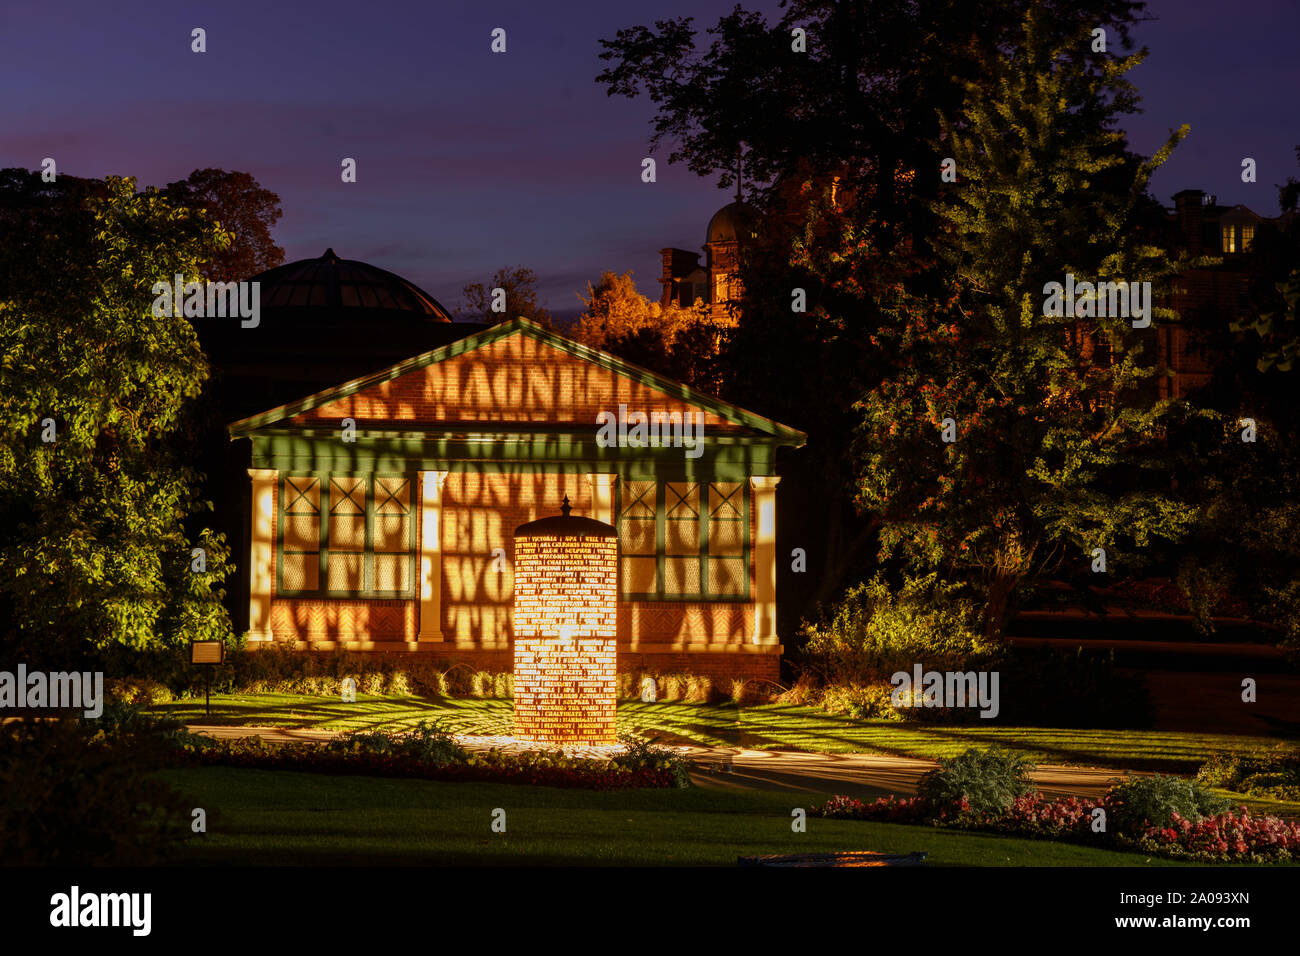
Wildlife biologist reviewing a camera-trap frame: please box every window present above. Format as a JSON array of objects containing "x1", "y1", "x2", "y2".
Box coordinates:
[
  {"x1": 277, "y1": 473, "x2": 416, "y2": 598},
  {"x1": 1242, "y1": 224, "x2": 1255, "y2": 250},
  {"x1": 281, "y1": 476, "x2": 320, "y2": 592},
  {"x1": 1222, "y1": 225, "x2": 1236, "y2": 253},
  {"x1": 617, "y1": 479, "x2": 750, "y2": 600}
]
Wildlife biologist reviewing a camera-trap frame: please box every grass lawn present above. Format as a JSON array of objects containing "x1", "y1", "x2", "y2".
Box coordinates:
[
  {"x1": 159, "y1": 765, "x2": 1209, "y2": 867},
  {"x1": 152, "y1": 692, "x2": 1292, "y2": 773},
  {"x1": 151, "y1": 693, "x2": 1300, "y2": 818}
]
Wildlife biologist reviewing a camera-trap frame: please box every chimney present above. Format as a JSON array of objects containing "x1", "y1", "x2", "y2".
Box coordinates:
[{"x1": 1172, "y1": 189, "x2": 1205, "y2": 254}]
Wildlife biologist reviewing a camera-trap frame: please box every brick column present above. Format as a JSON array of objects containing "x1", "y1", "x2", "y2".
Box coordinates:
[
  {"x1": 586, "y1": 472, "x2": 616, "y2": 524},
  {"x1": 247, "y1": 468, "x2": 278, "y2": 642},
  {"x1": 418, "y1": 470, "x2": 450, "y2": 642},
  {"x1": 750, "y1": 475, "x2": 781, "y2": 644}
]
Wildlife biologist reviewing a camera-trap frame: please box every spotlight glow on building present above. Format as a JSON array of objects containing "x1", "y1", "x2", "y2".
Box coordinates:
[{"x1": 512, "y1": 497, "x2": 618, "y2": 745}]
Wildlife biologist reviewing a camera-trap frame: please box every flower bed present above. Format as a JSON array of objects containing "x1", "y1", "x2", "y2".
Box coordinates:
[
  {"x1": 1136, "y1": 809, "x2": 1300, "y2": 861},
  {"x1": 182, "y1": 739, "x2": 681, "y2": 789},
  {"x1": 170, "y1": 724, "x2": 691, "y2": 791},
  {"x1": 812, "y1": 789, "x2": 1300, "y2": 862}
]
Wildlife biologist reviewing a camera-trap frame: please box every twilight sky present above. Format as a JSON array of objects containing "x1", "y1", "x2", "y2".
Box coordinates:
[{"x1": 1, "y1": 0, "x2": 1297, "y2": 321}]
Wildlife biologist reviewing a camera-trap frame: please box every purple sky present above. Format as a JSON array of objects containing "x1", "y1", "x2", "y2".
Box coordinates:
[{"x1": 2, "y1": 0, "x2": 1297, "y2": 321}]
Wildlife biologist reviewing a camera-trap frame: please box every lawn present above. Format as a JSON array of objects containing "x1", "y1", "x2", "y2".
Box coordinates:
[
  {"x1": 152, "y1": 692, "x2": 1291, "y2": 773},
  {"x1": 158, "y1": 765, "x2": 1205, "y2": 867}
]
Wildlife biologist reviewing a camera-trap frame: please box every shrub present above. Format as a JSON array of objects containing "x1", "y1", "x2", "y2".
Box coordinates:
[
  {"x1": 493, "y1": 672, "x2": 513, "y2": 699},
  {"x1": 1266, "y1": 579, "x2": 1300, "y2": 660},
  {"x1": 386, "y1": 670, "x2": 412, "y2": 697},
  {"x1": 441, "y1": 665, "x2": 474, "y2": 697},
  {"x1": 813, "y1": 786, "x2": 1300, "y2": 862},
  {"x1": 661, "y1": 673, "x2": 687, "y2": 701},
  {"x1": 1175, "y1": 557, "x2": 1233, "y2": 636},
  {"x1": 800, "y1": 573, "x2": 997, "y2": 687},
  {"x1": 811, "y1": 793, "x2": 933, "y2": 824},
  {"x1": 820, "y1": 683, "x2": 902, "y2": 721},
  {"x1": 0, "y1": 716, "x2": 192, "y2": 865},
  {"x1": 328, "y1": 720, "x2": 468, "y2": 766},
  {"x1": 1197, "y1": 745, "x2": 1300, "y2": 796},
  {"x1": 105, "y1": 677, "x2": 173, "y2": 706},
  {"x1": 187, "y1": 735, "x2": 682, "y2": 790},
  {"x1": 1135, "y1": 807, "x2": 1300, "y2": 861},
  {"x1": 1107, "y1": 774, "x2": 1232, "y2": 835},
  {"x1": 615, "y1": 735, "x2": 692, "y2": 788},
  {"x1": 684, "y1": 673, "x2": 713, "y2": 702},
  {"x1": 916, "y1": 747, "x2": 1036, "y2": 816},
  {"x1": 774, "y1": 673, "x2": 821, "y2": 706}
]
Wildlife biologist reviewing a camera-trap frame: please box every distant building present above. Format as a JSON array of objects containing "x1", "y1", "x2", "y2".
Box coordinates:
[
  {"x1": 658, "y1": 200, "x2": 761, "y2": 324},
  {"x1": 1157, "y1": 189, "x2": 1295, "y2": 398}
]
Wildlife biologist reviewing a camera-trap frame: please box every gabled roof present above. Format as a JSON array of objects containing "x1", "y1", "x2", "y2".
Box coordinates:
[{"x1": 228, "y1": 317, "x2": 806, "y2": 446}]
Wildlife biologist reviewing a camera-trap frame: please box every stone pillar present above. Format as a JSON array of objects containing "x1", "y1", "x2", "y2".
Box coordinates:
[
  {"x1": 586, "y1": 472, "x2": 616, "y2": 524},
  {"x1": 418, "y1": 470, "x2": 450, "y2": 642},
  {"x1": 247, "y1": 468, "x2": 278, "y2": 641},
  {"x1": 750, "y1": 475, "x2": 781, "y2": 644}
]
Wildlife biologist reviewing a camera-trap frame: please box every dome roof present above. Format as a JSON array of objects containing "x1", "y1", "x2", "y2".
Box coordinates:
[
  {"x1": 202, "y1": 248, "x2": 481, "y2": 420},
  {"x1": 515, "y1": 497, "x2": 617, "y2": 538},
  {"x1": 706, "y1": 201, "x2": 761, "y2": 244},
  {"x1": 252, "y1": 248, "x2": 453, "y2": 320}
]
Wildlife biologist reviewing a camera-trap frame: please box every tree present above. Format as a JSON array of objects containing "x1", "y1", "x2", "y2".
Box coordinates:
[
  {"x1": 162, "y1": 168, "x2": 284, "y2": 282},
  {"x1": 1174, "y1": 148, "x2": 1300, "y2": 644},
  {"x1": 0, "y1": 174, "x2": 233, "y2": 663},
  {"x1": 596, "y1": 0, "x2": 1153, "y2": 624},
  {"x1": 850, "y1": 9, "x2": 1195, "y2": 637},
  {"x1": 571, "y1": 271, "x2": 721, "y2": 391},
  {"x1": 597, "y1": 0, "x2": 1147, "y2": 260},
  {"x1": 161, "y1": 167, "x2": 283, "y2": 280},
  {"x1": 456, "y1": 265, "x2": 553, "y2": 326}
]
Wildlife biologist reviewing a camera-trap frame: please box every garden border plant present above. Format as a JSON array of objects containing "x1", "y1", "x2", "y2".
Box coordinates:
[
  {"x1": 811, "y1": 746, "x2": 1298, "y2": 862},
  {"x1": 110, "y1": 699, "x2": 694, "y2": 791}
]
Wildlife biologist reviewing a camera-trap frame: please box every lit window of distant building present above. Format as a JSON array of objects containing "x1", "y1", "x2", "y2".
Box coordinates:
[
  {"x1": 1242, "y1": 225, "x2": 1255, "y2": 250},
  {"x1": 1222, "y1": 225, "x2": 1236, "y2": 253}
]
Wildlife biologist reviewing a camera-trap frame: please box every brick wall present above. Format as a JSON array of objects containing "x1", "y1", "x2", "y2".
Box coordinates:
[
  {"x1": 269, "y1": 598, "x2": 416, "y2": 642},
  {"x1": 296, "y1": 329, "x2": 735, "y2": 431},
  {"x1": 441, "y1": 471, "x2": 596, "y2": 646}
]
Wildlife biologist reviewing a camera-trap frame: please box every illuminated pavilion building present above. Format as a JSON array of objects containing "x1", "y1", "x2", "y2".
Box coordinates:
[{"x1": 207, "y1": 249, "x2": 805, "y2": 683}]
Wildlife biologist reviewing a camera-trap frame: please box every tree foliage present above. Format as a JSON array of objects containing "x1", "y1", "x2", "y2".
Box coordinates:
[
  {"x1": 596, "y1": 0, "x2": 1155, "y2": 624},
  {"x1": 851, "y1": 10, "x2": 1196, "y2": 636},
  {"x1": 571, "y1": 270, "x2": 722, "y2": 391},
  {"x1": 456, "y1": 264, "x2": 553, "y2": 326},
  {"x1": 0, "y1": 175, "x2": 233, "y2": 662},
  {"x1": 162, "y1": 167, "x2": 284, "y2": 282}
]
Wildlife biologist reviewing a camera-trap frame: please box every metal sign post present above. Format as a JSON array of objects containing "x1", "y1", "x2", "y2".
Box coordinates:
[{"x1": 189, "y1": 640, "x2": 226, "y2": 718}]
